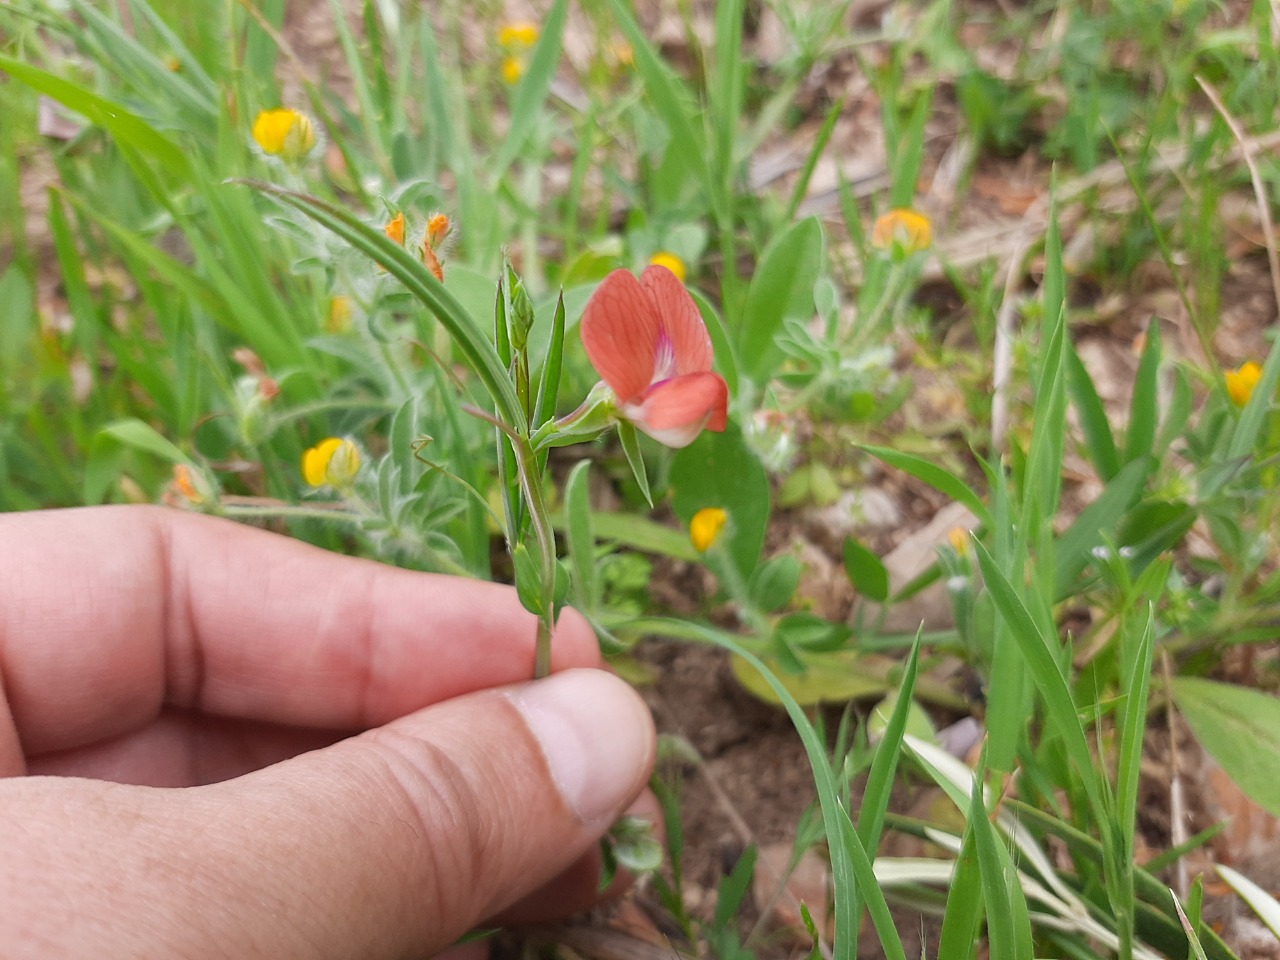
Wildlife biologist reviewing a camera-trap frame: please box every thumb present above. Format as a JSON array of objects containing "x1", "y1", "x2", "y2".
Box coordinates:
[{"x1": 1, "y1": 669, "x2": 655, "y2": 959}]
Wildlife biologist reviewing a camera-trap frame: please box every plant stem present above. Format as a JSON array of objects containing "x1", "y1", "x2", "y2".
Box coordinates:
[{"x1": 511, "y1": 434, "x2": 558, "y2": 678}]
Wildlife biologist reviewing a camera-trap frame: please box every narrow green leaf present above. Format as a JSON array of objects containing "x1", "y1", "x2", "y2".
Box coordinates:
[
  {"x1": 739, "y1": 216, "x2": 824, "y2": 382},
  {"x1": 969, "y1": 763, "x2": 1021, "y2": 960},
  {"x1": 713, "y1": 846, "x2": 757, "y2": 928},
  {"x1": 1052, "y1": 456, "x2": 1152, "y2": 598},
  {"x1": 973, "y1": 542, "x2": 1105, "y2": 825},
  {"x1": 563, "y1": 460, "x2": 599, "y2": 610},
  {"x1": 1124, "y1": 318, "x2": 1161, "y2": 465},
  {"x1": 493, "y1": 0, "x2": 568, "y2": 176},
  {"x1": 710, "y1": 0, "x2": 746, "y2": 198},
  {"x1": 512, "y1": 542, "x2": 544, "y2": 616},
  {"x1": 0, "y1": 56, "x2": 189, "y2": 175},
  {"x1": 603, "y1": 0, "x2": 709, "y2": 188},
  {"x1": 936, "y1": 825, "x2": 984, "y2": 960},
  {"x1": 617, "y1": 421, "x2": 652, "y2": 507},
  {"x1": 84, "y1": 418, "x2": 188, "y2": 504},
  {"x1": 1066, "y1": 338, "x2": 1121, "y2": 481},
  {"x1": 860, "y1": 444, "x2": 992, "y2": 529},
  {"x1": 532, "y1": 292, "x2": 566, "y2": 427},
  {"x1": 99, "y1": 419, "x2": 187, "y2": 464},
  {"x1": 71, "y1": 0, "x2": 218, "y2": 130},
  {"x1": 858, "y1": 636, "x2": 921, "y2": 851},
  {"x1": 786, "y1": 96, "x2": 846, "y2": 223},
  {"x1": 634, "y1": 618, "x2": 906, "y2": 960},
  {"x1": 1155, "y1": 364, "x2": 1193, "y2": 458},
  {"x1": 1172, "y1": 892, "x2": 1211, "y2": 960},
  {"x1": 687, "y1": 287, "x2": 740, "y2": 397},
  {"x1": 1227, "y1": 332, "x2": 1280, "y2": 462},
  {"x1": 1008, "y1": 802, "x2": 1238, "y2": 960},
  {"x1": 586, "y1": 512, "x2": 699, "y2": 562},
  {"x1": 888, "y1": 87, "x2": 933, "y2": 208},
  {"x1": 47, "y1": 192, "x2": 102, "y2": 367}
]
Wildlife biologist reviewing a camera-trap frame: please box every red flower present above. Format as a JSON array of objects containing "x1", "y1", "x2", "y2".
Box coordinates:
[{"x1": 580, "y1": 266, "x2": 729, "y2": 448}]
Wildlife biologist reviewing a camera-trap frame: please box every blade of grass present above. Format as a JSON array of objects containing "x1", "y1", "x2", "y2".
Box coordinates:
[
  {"x1": 973, "y1": 541, "x2": 1106, "y2": 824},
  {"x1": 860, "y1": 444, "x2": 992, "y2": 528},
  {"x1": 626, "y1": 617, "x2": 907, "y2": 960},
  {"x1": 969, "y1": 752, "x2": 1034, "y2": 960},
  {"x1": 1066, "y1": 338, "x2": 1121, "y2": 482},
  {"x1": 0, "y1": 56, "x2": 190, "y2": 176},
  {"x1": 492, "y1": 0, "x2": 568, "y2": 178},
  {"x1": 1124, "y1": 318, "x2": 1161, "y2": 466}
]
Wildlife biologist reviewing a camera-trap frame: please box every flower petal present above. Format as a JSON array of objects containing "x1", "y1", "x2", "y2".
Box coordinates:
[
  {"x1": 624, "y1": 371, "x2": 729, "y2": 448},
  {"x1": 641, "y1": 264, "x2": 714, "y2": 375},
  {"x1": 581, "y1": 269, "x2": 661, "y2": 403}
]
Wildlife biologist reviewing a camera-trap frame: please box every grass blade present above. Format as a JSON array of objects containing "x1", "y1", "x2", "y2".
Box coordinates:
[
  {"x1": 860, "y1": 444, "x2": 992, "y2": 528},
  {"x1": 493, "y1": 0, "x2": 568, "y2": 177},
  {"x1": 1124, "y1": 318, "x2": 1161, "y2": 466}
]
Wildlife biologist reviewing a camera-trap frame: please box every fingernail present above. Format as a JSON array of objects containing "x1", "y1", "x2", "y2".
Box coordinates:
[{"x1": 509, "y1": 669, "x2": 654, "y2": 824}]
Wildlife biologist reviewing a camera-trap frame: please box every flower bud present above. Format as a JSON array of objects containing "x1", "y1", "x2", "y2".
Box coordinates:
[
  {"x1": 302, "y1": 437, "x2": 362, "y2": 489},
  {"x1": 510, "y1": 278, "x2": 535, "y2": 351},
  {"x1": 690, "y1": 507, "x2": 728, "y2": 552}
]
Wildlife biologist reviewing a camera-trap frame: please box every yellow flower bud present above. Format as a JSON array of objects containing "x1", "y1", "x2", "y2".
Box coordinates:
[
  {"x1": 1225, "y1": 360, "x2": 1263, "y2": 407},
  {"x1": 501, "y1": 57, "x2": 525, "y2": 85},
  {"x1": 327, "y1": 295, "x2": 353, "y2": 333},
  {"x1": 499, "y1": 22, "x2": 540, "y2": 49},
  {"x1": 303, "y1": 437, "x2": 361, "y2": 488},
  {"x1": 947, "y1": 527, "x2": 971, "y2": 557},
  {"x1": 384, "y1": 211, "x2": 406, "y2": 246},
  {"x1": 649, "y1": 251, "x2": 687, "y2": 283},
  {"x1": 172, "y1": 464, "x2": 206, "y2": 504},
  {"x1": 609, "y1": 41, "x2": 635, "y2": 68},
  {"x1": 690, "y1": 507, "x2": 728, "y2": 553},
  {"x1": 252, "y1": 108, "x2": 316, "y2": 162},
  {"x1": 871, "y1": 208, "x2": 933, "y2": 255},
  {"x1": 427, "y1": 213, "x2": 451, "y2": 247}
]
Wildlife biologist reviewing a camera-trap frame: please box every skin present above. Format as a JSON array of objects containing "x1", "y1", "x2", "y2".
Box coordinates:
[{"x1": 0, "y1": 506, "x2": 656, "y2": 959}]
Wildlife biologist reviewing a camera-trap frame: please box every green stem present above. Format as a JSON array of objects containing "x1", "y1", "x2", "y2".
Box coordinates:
[
  {"x1": 709, "y1": 541, "x2": 772, "y2": 639},
  {"x1": 511, "y1": 435, "x2": 558, "y2": 679},
  {"x1": 217, "y1": 503, "x2": 365, "y2": 523}
]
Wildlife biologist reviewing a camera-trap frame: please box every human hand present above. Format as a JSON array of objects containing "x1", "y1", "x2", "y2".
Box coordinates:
[{"x1": 0, "y1": 506, "x2": 655, "y2": 958}]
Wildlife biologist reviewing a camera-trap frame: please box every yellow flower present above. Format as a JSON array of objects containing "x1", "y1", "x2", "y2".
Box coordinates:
[
  {"x1": 609, "y1": 41, "x2": 634, "y2": 67},
  {"x1": 649, "y1": 251, "x2": 687, "y2": 283},
  {"x1": 251, "y1": 108, "x2": 316, "y2": 162},
  {"x1": 1225, "y1": 361, "x2": 1263, "y2": 407},
  {"x1": 499, "y1": 22, "x2": 540, "y2": 49},
  {"x1": 327, "y1": 295, "x2": 353, "y2": 333},
  {"x1": 501, "y1": 56, "x2": 525, "y2": 85},
  {"x1": 303, "y1": 437, "x2": 361, "y2": 488},
  {"x1": 947, "y1": 527, "x2": 971, "y2": 557},
  {"x1": 690, "y1": 507, "x2": 728, "y2": 552},
  {"x1": 871, "y1": 208, "x2": 933, "y2": 255}
]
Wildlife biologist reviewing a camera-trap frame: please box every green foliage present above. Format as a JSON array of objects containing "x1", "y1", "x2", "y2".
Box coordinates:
[
  {"x1": 1173, "y1": 678, "x2": 1280, "y2": 818},
  {"x1": 4, "y1": 1, "x2": 1280, "y2": 957}
]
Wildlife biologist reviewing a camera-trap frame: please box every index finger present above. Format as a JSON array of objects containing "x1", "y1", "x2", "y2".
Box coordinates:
[{"x1": 0, "y1": 506, "x2": 599, "y2": 757}]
